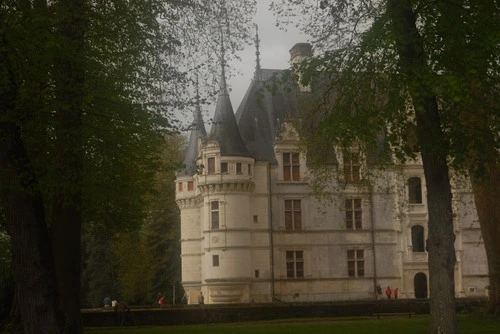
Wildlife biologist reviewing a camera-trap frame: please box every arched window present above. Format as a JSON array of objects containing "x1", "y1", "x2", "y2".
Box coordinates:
[
  {"x1": 408, "y1": 177, "x2": 422, "y2": 204},
  {"x1": 411, "y1": 225, "x2": 425, "y2": 252}
]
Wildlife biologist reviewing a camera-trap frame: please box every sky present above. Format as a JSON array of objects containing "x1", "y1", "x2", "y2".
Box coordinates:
[{"x1": 226, "y1": 2, "x2": 309, "y2": 110}]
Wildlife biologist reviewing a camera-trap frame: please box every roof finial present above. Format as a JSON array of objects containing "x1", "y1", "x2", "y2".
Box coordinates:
[
  {"x1": 218, "y1": 9, "x2": 228, "y2": 94},
  {"x1": 254, "y1": 24, "x2": 262, "y2": 81}
]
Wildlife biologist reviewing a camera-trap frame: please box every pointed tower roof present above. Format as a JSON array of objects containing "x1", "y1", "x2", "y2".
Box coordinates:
[
  {"x1": 208, "y1": 84, "x2": 250, "y2": 157},
  {"x1": 179, "y1": 98, "x2": 207, "y2": 176},
  {"x1": 208, "y1": 29, "x2": 250, "y2": 157}
]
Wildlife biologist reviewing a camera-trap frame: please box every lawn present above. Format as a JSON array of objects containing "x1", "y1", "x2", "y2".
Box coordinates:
[{"x1": 85, "y1": 314, "x2": 500, "y2": 334}]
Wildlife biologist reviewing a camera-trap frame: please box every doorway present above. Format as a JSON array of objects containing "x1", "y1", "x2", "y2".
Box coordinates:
[{"x1": 414, "y1": 272, "x2": 428, "y2": 298}]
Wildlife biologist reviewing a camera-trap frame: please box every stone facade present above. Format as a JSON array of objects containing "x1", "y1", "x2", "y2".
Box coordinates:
[{"x1": 175, "y1": 44, "x2": 488, "y2": 304}]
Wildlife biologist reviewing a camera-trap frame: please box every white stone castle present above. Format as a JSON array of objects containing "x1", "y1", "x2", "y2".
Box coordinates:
[{"x1": 175, "y1": 43, "x2": 488, "y2": 304}]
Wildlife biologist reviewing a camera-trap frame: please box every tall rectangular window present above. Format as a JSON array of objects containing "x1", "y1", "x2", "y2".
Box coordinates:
[
  {"x1": 345, "y1": 199, "x2": 362, "y2": 230},
  {"x1": 286, "y1": 250, "x2": 304, "y2": 278},
  {"x1": 347, "y1": 249, "x2": 365, "y2": 277},
  {"x1": 344, "y1": 153, "x2": 360, "y2": 182},
  {"x1": 285, "y1": 199, "x2": 302, "y2": 230},
  {"x1": 212, "y1": 255, "x2": 219, "y2": 267},
  {"x1": 248, "y1": 164, "x2": 252, "y2": 175},
  {"x1": 187, "y1": 181, "x2": 194, "y2": 191},
  {"x1": 210, "y1": 201, "x2": 219, "y2": 229},
  {"x1": 236, "y1": 162, "x2": 242, "y2": 174},
  {"x1": 221, "y1": 162, "x2": 228, "y2": 173},
  {"x1": 178, "y1": 182, "x2": 183, "y2": 192},
  {"x1": 283, "y1": 152, "x2": 300, "y2": 181},
  {"x1": 207, "y1": 157, "x2": 215, "y2": 174}
]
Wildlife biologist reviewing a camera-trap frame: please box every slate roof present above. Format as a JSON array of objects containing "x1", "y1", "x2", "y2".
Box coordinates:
[
  {"x1": 208, "y1": 86, "x2": 251, "y2": 157},
  {"x1": 235, "y1": 69, "x2": 299, "y2": 163},
  {"x1": 178, "y1": 103, "x2": 207, "y2": 176}
]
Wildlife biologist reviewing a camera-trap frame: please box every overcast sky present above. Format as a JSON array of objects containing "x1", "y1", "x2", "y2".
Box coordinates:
[{"x1": 227, "y1": 2, "x2": 309, "y2": 110}]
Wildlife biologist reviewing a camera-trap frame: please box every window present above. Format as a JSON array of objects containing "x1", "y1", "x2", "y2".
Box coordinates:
[
  {"x1": 221, "y1": 162, "x2": 228, "y2": 173},
  {"x1": 285, "y1": 199, "x2": 302, "y2": 230},
  {"x1": 210, "y1": 201, "x2": 219, "y2": 229},
  {"x1": 207, "y1": 157, "x2": 215, "y2": 174},
  {"x1": 283, "y1": 152, "x2": 300, "y2": 181},
  {"x1": 248, "y1": 164, "x2": 252, "y2": 175},
  {"x1": 178, "y1": 182, "x2": 183, "y2": 192},
  {"x1": 187, "y1": 181, "x2": 194, "y2": 191},
  {"x1": 286, "y1": 250, "x2": 304, "y2": 278},
  {"x1": 253, "y1": 215, "x2": 258, "y2": 223},
  {"x1": 345, "y1": 199, "x2": 362, "y2": 230},
  {"x1": 408, "y1": 177, "x2": 423, "y2": 204},
  {"x1": 236, "y1": 162, "x2": 242, "y2": 174},
  {"x1": 212, "y1": 255, "x2": 219, "y2": 267},
  {"x1": 347, "y1": 249, "x2": 365, "y2": 277},
  {"x1": 255, "y1": 270, "x2": 259, "y2": 278},
  {"x1": 411, "y1": 225, "x2": 425, "y2": 252},
  {"x1": 344, "y1": 153, "x2": 360, "y2": 182}
]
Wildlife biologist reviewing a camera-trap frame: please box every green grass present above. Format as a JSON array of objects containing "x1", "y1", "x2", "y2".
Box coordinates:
[{"x1": 85, "y1": 314, "x2": 500, "y2": 334}]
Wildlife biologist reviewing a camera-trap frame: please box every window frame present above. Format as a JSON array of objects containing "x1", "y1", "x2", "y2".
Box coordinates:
[
  {"x1": 187, "y1": 180, "x2": 194, "y2": 191},
  {"x1": 408, "y1": 177, "x2": 423, "y2": 204},
  {"x1": 344, "y1": 153, "x2": 361, "y2": 182},
  {"x1": 286, "y1": 250, "x2": 304, "y2": 278},
  {"x1": 212, "y1": 255, "x2": 219, "y2": 267},
  {"x1": 283, "y1": 152, "x2": 300, "y2": 181},
  {"x1": 345, "y1": 198, "x2": 362, "y2": 230},
  {"x1": 284, "y1": 199, "x2": 302, "y2": 231},
  {"x1": 207, "y1": 157, "x2": 215, "y2": 174},
  {"x1": 347, "y1": 249, "x2": 365, "y2": 277},
  {"x1": 221, "y1": 162, "x2": 228, "y2": 174},
  {"x1": 210, "y1": 201, "x2": 219, "y2": 230},
  {"x1": 236, "y1": 162, "x2": 242, "y2": 174},
  {"x1": 411, "y1": 225, "x2": 425, "y2": 252}
]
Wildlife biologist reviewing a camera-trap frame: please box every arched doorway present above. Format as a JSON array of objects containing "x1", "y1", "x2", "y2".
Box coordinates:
[{"x1": 414, "y1": 272, "x2": 428, "y2": 298}]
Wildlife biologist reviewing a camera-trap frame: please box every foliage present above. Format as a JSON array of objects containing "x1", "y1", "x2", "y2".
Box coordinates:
[
  {"x1": 0, "y1": 0, "x2": 258, "y2": 331},
  {"x1": 81, "y1": 134, "x2": 186, "y2": 307},
  {"x1": 271, "y1": 0, "x2": 499, "y2": 331}
]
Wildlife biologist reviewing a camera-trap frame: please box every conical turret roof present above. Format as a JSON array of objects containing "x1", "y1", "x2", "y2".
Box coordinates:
[
  {"x1": 208, "y1": 83, "x2": 250, "y2": 157},
  {"x1": 179, "y1": 102, "x2": 207, "y2": 176}
]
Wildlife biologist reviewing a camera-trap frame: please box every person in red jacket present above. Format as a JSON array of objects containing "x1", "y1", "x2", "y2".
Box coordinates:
[
  {"x1": 385, "y1": 286, "x2": 392, "y2": 299},
  {"x1": 394, "y1": 287, "x2": 399, "y2": 299}
]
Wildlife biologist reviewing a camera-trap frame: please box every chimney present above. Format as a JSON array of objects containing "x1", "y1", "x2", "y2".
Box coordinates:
[
  {"x1": 289, "y1": 43, "x2": 313, "y2": 64},
  {"x1": 289, "y1": 43, "x2": 313, "y2": 92}
]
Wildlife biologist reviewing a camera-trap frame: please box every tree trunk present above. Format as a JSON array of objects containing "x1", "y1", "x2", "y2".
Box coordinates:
[
  {"x1": 387, "y1": 1, "x2": 457, "y2": 332},
  {"x1": 470, "y1": 166, "x2": 500, "y2": 314},
  {"x1": 0, "y1": 124, "x2": 64, "y2": 334},
  {"x1": 51, "y1": 0, "x2": 87, "y2": 332}
]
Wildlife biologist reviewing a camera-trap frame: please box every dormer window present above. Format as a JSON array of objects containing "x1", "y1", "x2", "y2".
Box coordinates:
[
  {"x1": 344, "y1": 152, "x2": 360, "y2": 182},
  {"x1": 408, "y1": 177, "x2": 423, "y2": 204},
  {"x1": 236, "y1": 163, "x2": 242, "y2": 174},
  {"x1": 283, "y1": 152, "x2": 300, "y2": 181}
]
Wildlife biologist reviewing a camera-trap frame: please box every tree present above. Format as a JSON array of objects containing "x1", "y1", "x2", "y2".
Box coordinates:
[
  {"x1": 142, "y1": 134, "x2": 186, "y2": 304},
  {"x1": 1, "y1": 0, "x2": 257, "y2": 332},
  {"x1": 272, "y1": 0, "x2": 498, "y2": 331}
]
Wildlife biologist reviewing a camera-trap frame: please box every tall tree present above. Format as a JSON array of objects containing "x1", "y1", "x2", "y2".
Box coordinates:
[
  {"x1": 1, "y1": 0, "x2": 257, "y2": 332},
  {"x1": 272, "y1": 0, "x2": 498, "y2": 331}
]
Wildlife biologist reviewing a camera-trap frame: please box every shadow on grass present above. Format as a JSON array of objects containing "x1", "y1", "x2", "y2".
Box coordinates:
[{"x1": 85, "y1": 314, "x2": 500, "y2": 334}]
